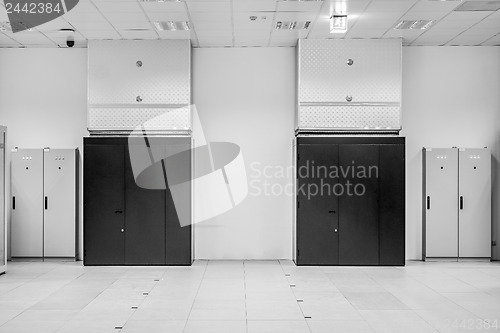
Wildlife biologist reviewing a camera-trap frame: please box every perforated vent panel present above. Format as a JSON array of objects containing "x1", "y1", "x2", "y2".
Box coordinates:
[
  {"x1": 298, "y1": 105, "x2": 401, "y2": 130},
  {"x1": 88, "y1": 107, "x2": 191, "y2": 132}
]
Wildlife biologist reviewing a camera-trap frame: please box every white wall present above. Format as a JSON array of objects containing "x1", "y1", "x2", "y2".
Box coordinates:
[
  {"x1": 0, "y1": 49, "x2": 88, "y2": 260},
  {"x1": 192, "y1": 47, "x2": 295, "y2": 259},
  {"x1": 1, "y1": 45, "x2": 499, "y2": 261},
  {"x1": 401, "y1": 46, "x2": 500, "y2": 260}
]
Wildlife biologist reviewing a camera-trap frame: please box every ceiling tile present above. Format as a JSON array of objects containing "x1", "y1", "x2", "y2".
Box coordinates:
[
  {"x1": 401, "y1": 11, "x2": 453, "y2": 21},
  {"x1": 349, "y1": 28, "x2": 387, "y2": 38},
  {"x1": 118, "y1": 29, "x2": 158, "y2": 39},
  {"x1": 104, "y1": 13, "x2": 148, "y2": 22},
  {"x1": 140, "y1": 1, "x2": 186, "y2": 13},
  {"x1": 186, "y1": 1, "x2": 230, "y2": 13},
  {"x1": 409, "y1": 0, "x2": 461, "y2": 12},
  {"x1": 365, "y1": 0, "x2": 417, "y2": 12},
  {"x1": 67, "y1": 19, "x2": 116, "y2": 31},
  {"x1": 157, "y1": 30, "x2": 192, "y2": 39},
  {"x1": 145, "y1": 12, "x2": 189, "y2": 22},
  {"x1": 190, "y1": 12, "x2": 232, "y2": 22},
  {"x1": 274, "y1": 11, "x2": 319, "y2": 22},
  {"x1": 79, "y1": 29, "x2": 121, "y2": 39},
  {"x1": 233, "y1": 1, "x2": 276, "y2": 12},
  {"x1": 4, "y1": 31, "x2": 55, "y2": 45},
  {"x1": 36, "y1": 18, "x2": 75, "y2": 32},
  {"x1": 233, "y1": 12, "x2": 274, "y2": 30},
  {"x1": 191, "y1": 20, "x2": 232, "y2": 31},
  {"x1": 276, "y1": 0, "x2": 323, "y2": 12},
  {"x1": 481, "y1": 34, "x2": 500, "y2": 45},
  {"x1": 110, "y1": 20, "x2": 152, "y2": 30},
  {"x1": 92, "y1": 1, "x2": 142, "y2": 13}
]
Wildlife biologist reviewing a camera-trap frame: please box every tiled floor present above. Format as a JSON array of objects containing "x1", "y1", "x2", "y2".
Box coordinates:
[{"x1": 0, "y1": 260, "x2": 500, "y2": 332}]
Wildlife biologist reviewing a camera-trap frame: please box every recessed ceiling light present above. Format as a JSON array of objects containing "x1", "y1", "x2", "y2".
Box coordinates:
[
  {"x1": 394, "y1": 20, "x2": 435, "y2": 30},
  {"x1": 454, "y1": 1, "x2": 500, "y2": 11},
  {"x1": 153, "y1": 21, "x2": 190, "y2": 31},
  {"x1": 275, "y1": 21, "x2": 311, "y2": 30},
  {"x1": 330, "y1": 15, "x2": 347, "y2": 33}
]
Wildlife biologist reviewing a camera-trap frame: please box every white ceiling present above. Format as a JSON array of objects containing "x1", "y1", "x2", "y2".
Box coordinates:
[{"x1": 0, "y1": 0, "x2": 499, "y2": 48}]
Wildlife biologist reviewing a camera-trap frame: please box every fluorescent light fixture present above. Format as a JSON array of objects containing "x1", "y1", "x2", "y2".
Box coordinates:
[
  {"x1": 330, "y1": 15, "x2": 347, "y2": 33},
  {"x1": 153, "y1": 21, "x2": 190, "y2": 31},
  {"x1": 394, "y1": 20, "x2": 435, "y2": 30},
  {"x1": 275, "y1": 21, "x2": 312, "y2": 30},
  {"x1": 454, "y1": 1, "x2": 500, "y2": 11},
  {"x1": 140, "y1": 0, "x2": 180, "y2": 2}
]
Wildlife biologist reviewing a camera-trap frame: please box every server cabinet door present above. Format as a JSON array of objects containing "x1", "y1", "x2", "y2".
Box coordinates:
[
  {"x1": 84, "y1": 144, "x2": 125, "y2": 265},
  {"x1": 339, "y1": 145, "x2": 379, "y2": 265},
  {"x1": 379, "y1": 144, "x2": 405, "y2": 265},
  {"x1": 423, "y1": 148, "x2": 458, "y2": 258},
  {"x1": 458, "y1": 148, "x2": 491, "y2": 258},
  {"x1": 164, "y1": 141, "x2": 192, "y2": 265},
  {"x1": 43, "y1": 149, "x2": 77, "y2": 258},
  {"x1": 297, "y1": 144, "x2": 339, "y2": 265},
  {"x1": 11, "y1": 149, "x2": 43, "y2": 257},
  {"x1": 124, "y1": 141, "x2": 166, "y2": 265}
]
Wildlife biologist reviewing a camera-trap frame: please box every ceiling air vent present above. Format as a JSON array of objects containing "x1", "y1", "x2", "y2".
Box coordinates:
[
  {"x1": 153, "y1": 21, "x2": 190, "y2": 31},
  {"x1": 454, "y1": 1, "x2": 500, "y2": 11},
  {"x1": 275, "y1": 21, "x2": 312, "y2": 30},
  {"x1": 394, "y1": 20, "x2": 435, "y2": 30}
]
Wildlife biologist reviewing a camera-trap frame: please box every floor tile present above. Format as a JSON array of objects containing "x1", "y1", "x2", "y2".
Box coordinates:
[
  {"x1": 119, "y1": 320, "x2": 185, "y2": 333},
  {"x1": 307, "y1": 320, "x2": 374, "y2": 333},
  {"x1": 247, "y1": 320, "x2": 310, "y2": 333},
  {"x1": 183, "y1": 320, "x2": 246, "y2": 333},
  {"x1": 343, "y1": 292, "x2": 409, "y2": 310}
]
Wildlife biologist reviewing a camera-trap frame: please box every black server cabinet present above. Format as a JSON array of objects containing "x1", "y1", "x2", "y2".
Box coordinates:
[
  {"x1": 84, "y1": 137, "x2": 192, "y2": 266},
  {"x1": 295, "y1": 137, "x2": 405, "y2": 266}
]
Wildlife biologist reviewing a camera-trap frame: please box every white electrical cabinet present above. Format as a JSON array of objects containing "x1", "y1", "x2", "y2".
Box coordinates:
[
  {"x1": 0, "y1": 126, "x2": 6, "y2": 274},
  {"x1": 423, "y1": 147, "x2": 491, "y2": 260},
  {"x1": 11, "y1": 148, "x2": 78, "y2": 260}
]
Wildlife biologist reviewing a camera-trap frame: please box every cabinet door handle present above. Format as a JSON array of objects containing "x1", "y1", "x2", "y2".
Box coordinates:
[
  {"x1": 12, "y1": 196, "x2": 15, "y2": 210},
  {"x1": 427, "y1": 196, "x2": 430, "y2": 210},
  {"x1": 328, "y1": 210, "x2": 336, "y2": 214},
  {"x1": 45, "y1": 196, "x2": 48, "y2": 210},
  {"x1": 460, "y1": 196, "x2": 464, "y2": 210},
  {"x1": 115, "y1": 210, "x2": 123, "y2": 214}
]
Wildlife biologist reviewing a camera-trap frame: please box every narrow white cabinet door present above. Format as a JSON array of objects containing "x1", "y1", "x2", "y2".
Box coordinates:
[
  {"x1": 459, "y1": 148, "x2": 491, "y2": 258},
  {"x1": 43, "y1": 149, "x2": 77, "y2": 258},
  {"x1": 0, "y1": 128, "x2": 5, "y2": 270},
  {"x1": 11, "y1": 149, "x2": 44, "y2": 257},
  {"x1": 424, "y1": 148, "x2": 459, "y2": 258}
]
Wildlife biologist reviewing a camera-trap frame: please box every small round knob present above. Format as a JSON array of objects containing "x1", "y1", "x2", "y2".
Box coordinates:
[
  {"x1": 136, "y1": 60, "x2": 143, "y2": 67},
  {"x1": 346, "y1": 96, "x2": 353, "y2": 102},
  {"x1": 136, "y1": 96, "x2": 143, "y2": 103},
  {"x1": 334, "y1": 229, "x2": 338, "y2": 233},
  {"x1": 347, "y1": 59, "x2": 354, "y2": 66},
  {"x1": 121, "y1": 229, "x2": 124, "y2": 233}
]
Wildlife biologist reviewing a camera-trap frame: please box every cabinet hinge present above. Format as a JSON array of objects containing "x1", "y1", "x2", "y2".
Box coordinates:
[
  {"x1": 297, "y1": 201, "x2": 300, "y2": 208},
  {"x1": 297, "y1": 249, "x2": 300, "y2": 256},
  {"x1": 493, "y1": 241, "x2": 497, "y2": 246}
]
